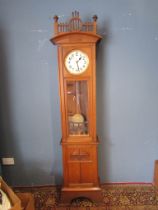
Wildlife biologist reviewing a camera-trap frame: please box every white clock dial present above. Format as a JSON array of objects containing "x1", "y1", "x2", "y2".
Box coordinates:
[{"x1": 65, "y1": 50, "x2": 89, "y2": 74}]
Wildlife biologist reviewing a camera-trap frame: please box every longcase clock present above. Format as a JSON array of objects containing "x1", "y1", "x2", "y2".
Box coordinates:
[{"x1": 51, "y1": 11, "x2": 102, "y2": 203}]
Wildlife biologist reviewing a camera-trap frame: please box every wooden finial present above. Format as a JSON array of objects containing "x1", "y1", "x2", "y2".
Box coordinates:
[
  {"x1": 93, "y1": 15, "x2": 98, "y2": 33},
  {"x1": 54, "y1": 15, "x2": 59, "y2": 22},
  {"x1": 93, "y1": 15, "x2": 98, "y2": 22},
  {"x1": 54, "y1": 15, "x2": 59, "y2": 35}
]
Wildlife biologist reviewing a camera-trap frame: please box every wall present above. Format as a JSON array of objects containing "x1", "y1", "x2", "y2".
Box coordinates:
[{"x1": 0, "y1": 0, "x2": 158, "y2": 186}]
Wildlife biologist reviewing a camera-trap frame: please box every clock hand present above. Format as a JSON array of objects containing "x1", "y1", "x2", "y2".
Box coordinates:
[
  {"x1": 76, "y1": 61, "x2": 80, "y2": 71},
  {"x1": 76, "y1": 57, "x2": 81, "y2": 63},
  {"x1": 76, "y1": 58, "x2": 81, "y2": 71}
]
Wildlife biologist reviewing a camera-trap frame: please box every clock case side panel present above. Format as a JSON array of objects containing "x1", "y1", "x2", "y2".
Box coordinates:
[
  {"x1": 91, "y1": 44, "x2": 97, "y2": 140},
  {"x1": 57, "y1": 46, "x2": 67, "y2": 140}
]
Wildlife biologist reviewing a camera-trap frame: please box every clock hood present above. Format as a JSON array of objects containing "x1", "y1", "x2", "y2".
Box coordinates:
[{"x1": 50, "y1": 31, "x2": 102, "y2": 45}]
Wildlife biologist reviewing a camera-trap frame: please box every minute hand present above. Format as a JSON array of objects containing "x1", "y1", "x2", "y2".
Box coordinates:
[{"x1": 76, "y1": 57, "x2": 81, "y2": 71}]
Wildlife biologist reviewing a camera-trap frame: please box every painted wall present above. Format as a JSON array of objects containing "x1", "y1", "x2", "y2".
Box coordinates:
[{"x1": 0, "y1": 0, "x2": 158, "y2": 186}]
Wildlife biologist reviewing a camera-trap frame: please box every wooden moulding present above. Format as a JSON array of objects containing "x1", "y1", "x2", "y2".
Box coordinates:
[
  {"x1": 60, "y1": 187, "x2": 102, "y2": 204},
  {"x1": 0, "y1": 177, "x2": 22, "y2": 210},
  {"x1": 153, "y1": 160, "x2": 158, "y2": 187}
]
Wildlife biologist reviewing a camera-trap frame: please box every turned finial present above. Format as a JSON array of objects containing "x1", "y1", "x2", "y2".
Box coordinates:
[
  {"x1": 53, "y1": 15, "x2": 59, "y2": 22},
  {"x1": 93, "y1": 15, "x2": 98, "y2": 22}
]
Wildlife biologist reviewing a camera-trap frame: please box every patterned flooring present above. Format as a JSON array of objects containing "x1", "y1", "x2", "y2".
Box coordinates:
[{"x1": 15, "y1": 183, "x2": 158, "y2": 210}]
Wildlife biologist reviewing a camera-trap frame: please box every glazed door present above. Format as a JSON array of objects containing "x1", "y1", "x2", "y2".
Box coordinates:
[{"x1": 65, "y1": 80, "x2": 90, "y2": 137}]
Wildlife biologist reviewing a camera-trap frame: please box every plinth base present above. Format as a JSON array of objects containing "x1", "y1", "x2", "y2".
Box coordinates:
[{"x1": 60, "y1": 187, "x2": 102, "y2": 204}]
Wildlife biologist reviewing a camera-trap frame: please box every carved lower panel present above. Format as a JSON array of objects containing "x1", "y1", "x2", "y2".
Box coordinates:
[
  {"x1": 69, "y1": 149, "x2": 90, "y2": 161},
  {"x1": 62, "y1": 144, "x2": 99, "y2": 187}
]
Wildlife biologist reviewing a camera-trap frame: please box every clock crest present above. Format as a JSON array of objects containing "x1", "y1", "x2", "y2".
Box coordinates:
[{"x1": 51, "y1": 11, "x2": 102, "y2": 203}]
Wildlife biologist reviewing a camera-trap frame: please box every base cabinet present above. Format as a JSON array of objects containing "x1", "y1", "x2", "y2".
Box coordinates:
[
  {"x1": 62, "y1": 144, "x2": 100, "y2": 187},
  {"x1": 60, "y1": 143, "x2": 102, "y2": 203}
]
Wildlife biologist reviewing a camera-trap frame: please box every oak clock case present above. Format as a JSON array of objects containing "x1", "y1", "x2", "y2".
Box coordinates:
[{"x1": 51, "y1": 11, "x2": 102, "y2": 203}]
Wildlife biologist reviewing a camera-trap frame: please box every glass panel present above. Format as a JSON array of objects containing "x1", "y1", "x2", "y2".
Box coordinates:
[{"x1": 66, "y1": 80, "x2": 88, "y2": 135}]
